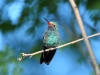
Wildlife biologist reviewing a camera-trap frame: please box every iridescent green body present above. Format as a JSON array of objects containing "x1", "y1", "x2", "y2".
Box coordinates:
[
  {"x1": 40, "y1": 22, "x2": 60, "y2": 65},
  {"x1": 43, "y1": 22, "x2": 60, "y2": 47}
]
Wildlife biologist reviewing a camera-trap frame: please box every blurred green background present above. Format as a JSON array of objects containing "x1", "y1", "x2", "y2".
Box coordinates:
[{"x1": 0, "y1": 0, "x2": 100, "y2": 75}]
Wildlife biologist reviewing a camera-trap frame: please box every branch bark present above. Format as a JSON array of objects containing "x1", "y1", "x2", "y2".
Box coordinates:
[
  {"x1": 18, "y1": 32, "x2": 100, "y2": 61},
  {"x1": 69, "y1": 0, "x2": 100, "y2": 75}
]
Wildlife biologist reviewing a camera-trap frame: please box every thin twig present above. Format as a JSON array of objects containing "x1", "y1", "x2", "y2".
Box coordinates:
[
  {"x1": 69, "y1": 0, "x2": 100, "y2": 75},
  {"x1": 17, "y1": 32, "x2": 100, "y2": 61}
]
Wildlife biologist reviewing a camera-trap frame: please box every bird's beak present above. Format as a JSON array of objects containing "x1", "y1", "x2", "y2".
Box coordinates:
[{"x1": 44, "y1": 18, "x2": 52, "y2": 26}]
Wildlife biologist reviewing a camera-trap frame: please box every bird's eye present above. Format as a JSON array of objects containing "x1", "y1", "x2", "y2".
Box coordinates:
[{"x1": 53, "y1": 25, "x2": 55, "y2": 27}]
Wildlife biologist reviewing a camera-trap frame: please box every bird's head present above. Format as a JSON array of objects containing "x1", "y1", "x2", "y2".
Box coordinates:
[{"x1": 44, "y1": 18, "x2": 58, "y2": 30}]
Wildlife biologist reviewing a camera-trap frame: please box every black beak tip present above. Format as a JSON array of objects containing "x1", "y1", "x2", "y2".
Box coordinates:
[{"x1": 43, "y1": 17, "x2": 46, "y2": 20}]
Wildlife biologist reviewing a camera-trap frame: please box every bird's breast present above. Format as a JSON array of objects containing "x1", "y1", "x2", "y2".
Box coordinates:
[{"x1": 43, "y1": 31, "x2": 60, "y2": 47}]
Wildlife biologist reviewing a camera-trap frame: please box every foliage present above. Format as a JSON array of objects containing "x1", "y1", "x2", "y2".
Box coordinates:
[
  {"x1": 0, "y1": 0, "x2": 100, "y2": 75},
  {"x1": 0, "y1": 46, "x2": 23, "y2": 75}
]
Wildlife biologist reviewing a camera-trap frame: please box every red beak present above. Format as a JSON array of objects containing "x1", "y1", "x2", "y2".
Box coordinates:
[{"x1": 44, "y1": 18, "x2": 51, "y2": 26}]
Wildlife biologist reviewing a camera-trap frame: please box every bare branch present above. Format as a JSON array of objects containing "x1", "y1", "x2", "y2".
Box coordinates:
[
  {"x1": 69, "y1": 0, "x2": 100, "y2": 75},
  {"x1": 18, "y1": 32, "x2": 100, "y2": 60}
]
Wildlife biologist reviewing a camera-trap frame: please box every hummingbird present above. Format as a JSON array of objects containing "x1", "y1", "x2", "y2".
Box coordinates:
[{"x1": 40, "y1": 18, "x2": 60, "y2": 65}]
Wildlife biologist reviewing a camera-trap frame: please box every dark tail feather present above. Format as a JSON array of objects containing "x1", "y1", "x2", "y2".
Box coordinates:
[
  {"x1": 44, "y1": 48, "x2": 56, "y2": 65},
  {"x1": 40, "y1": 53, "x2": 44, "y2": 64},
  {"x1": 40, "y1": 46, "x2": 56, "y2": 65}
]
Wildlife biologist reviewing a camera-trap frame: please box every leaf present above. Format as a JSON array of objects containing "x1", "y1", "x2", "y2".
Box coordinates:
[
  {"x1": 77, "y1": 57, "x2": 83, "y2": 64},
  {"x1": 86, "y1": 0, "x2": 100, "y2": 10}
]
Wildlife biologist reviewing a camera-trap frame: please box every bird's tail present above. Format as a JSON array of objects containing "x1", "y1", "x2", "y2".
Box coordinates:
[
  {"x1": 44, "y1": 49, "x2": 56, "y2": 65},
  {"x1": 40, "y1": 46, "x2": 56, "y2": 65},
  {"x1": 40, "y1": 52, "x2": 44, "y2": 64}
]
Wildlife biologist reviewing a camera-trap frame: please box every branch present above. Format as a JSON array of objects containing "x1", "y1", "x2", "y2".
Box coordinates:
[
  {"x1": 69, "y1": 0, "x2": 100, "y2": 75},
  {"x1": 18, "y1": 32, "x2": 100, "y2": 60}
]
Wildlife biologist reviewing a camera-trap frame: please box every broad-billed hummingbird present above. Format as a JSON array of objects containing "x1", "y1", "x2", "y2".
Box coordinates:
[{"x1": 40, "y1": 18, "x2": 60, "y2": 65}]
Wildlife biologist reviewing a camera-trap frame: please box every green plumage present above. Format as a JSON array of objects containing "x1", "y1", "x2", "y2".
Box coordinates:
[
  {"x1": 40, "y1": 21, "x2": 60, "y2": 65},
  {"x1": 43, "y1": 25, "x2": 60, "y2": 47}
]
